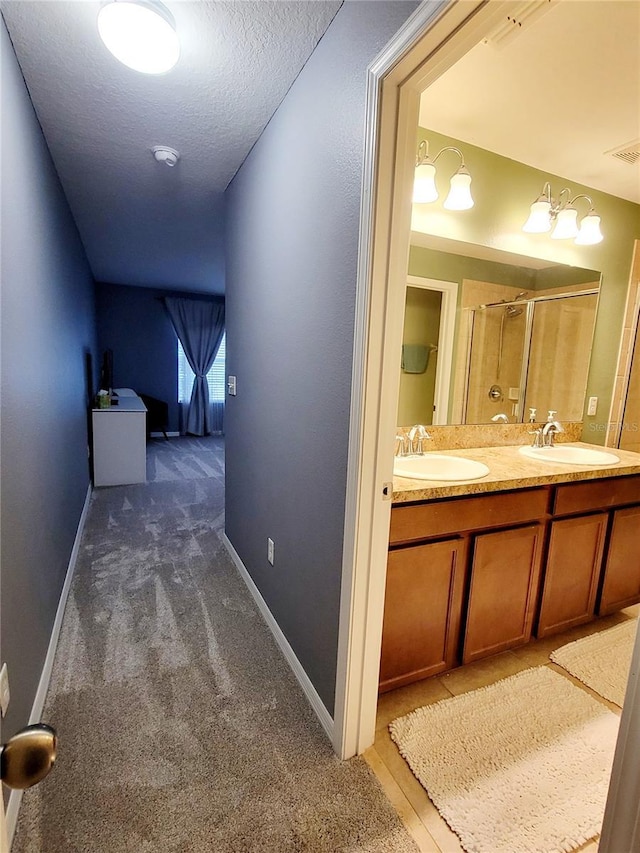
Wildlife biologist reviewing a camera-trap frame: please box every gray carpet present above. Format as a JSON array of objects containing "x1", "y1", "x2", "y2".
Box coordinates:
[{"x1": 13, "y1": 437, "x2": 417, "y2": 852}]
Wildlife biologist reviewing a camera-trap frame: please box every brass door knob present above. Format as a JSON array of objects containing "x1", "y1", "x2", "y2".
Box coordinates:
[{"x1": 0, "y1": 724, "x2": 57, "y2": 790}]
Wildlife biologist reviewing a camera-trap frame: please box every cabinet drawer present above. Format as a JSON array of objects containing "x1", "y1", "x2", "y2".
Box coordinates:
[
  {"x1": 553, "y1": 475, "x2": 640, "y2": 516},
  {"x1": 389, "y1": 488, "x2": 548, "y2": 545}
]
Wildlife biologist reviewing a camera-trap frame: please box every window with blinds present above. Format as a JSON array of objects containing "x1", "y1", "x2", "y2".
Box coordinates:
[{"x1": 178, "y1": 333, "x2": 226, "y2": 403}]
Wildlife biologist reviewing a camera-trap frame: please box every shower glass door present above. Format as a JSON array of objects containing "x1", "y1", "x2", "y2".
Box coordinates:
[
  {"x1": 524, "y1": 293, "x2": 598, "y2": 421},
  {"x1": 464, "y1": 304, "x2": 527, "y2": 423}
]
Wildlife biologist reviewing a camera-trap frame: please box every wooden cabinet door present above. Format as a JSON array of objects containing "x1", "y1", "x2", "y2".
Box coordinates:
[
  {"x1": 379, "y1": 538, "x2": 466, "y2": 693},
  {"x1": 463, "y1": 524, "x2": 543, "y2": 664},
  {"x1": 537, "y1": 513, "x2": 607, "y2": 638},
  {"x1": 599, "y1": 506, "x2": 640, "y2": 614}
]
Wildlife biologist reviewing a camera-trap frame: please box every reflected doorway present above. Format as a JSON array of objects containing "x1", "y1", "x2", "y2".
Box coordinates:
[{"x1": 397, "y1": 276, "x2": 457, "y2": 426}]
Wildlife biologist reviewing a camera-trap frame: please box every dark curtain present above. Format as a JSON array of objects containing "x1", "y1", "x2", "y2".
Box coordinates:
[{"x1": 164, "y1": 296, "x2": 225, "y2": 436}]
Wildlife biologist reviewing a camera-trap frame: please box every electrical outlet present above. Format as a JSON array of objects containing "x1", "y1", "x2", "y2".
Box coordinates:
[
  {"x1": 588, "y1": 396, "x2": 598, "y2": 416},
  {"x1": 227, "y1": 375, "x2": 237, "y2": 396},
  {"x1": 267, "y1": 538, "x2": 275, "y2": 566},
  {"x1": 0, "y1": 663, "x2": 10, "y2": 718}
]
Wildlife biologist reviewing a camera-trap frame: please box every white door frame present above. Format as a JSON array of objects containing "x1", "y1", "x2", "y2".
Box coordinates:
[
  {"x1": 333, "y1": 0, "x2": 508, "y2": 761},
  {"x1": 406, "y1": 275, "x2": 458, "y2": 425},
  {"x1": 334, "y1": 1, "x2": 640, "y2": 848}
]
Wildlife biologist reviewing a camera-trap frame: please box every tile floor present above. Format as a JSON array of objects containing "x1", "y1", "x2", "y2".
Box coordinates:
[{"x1": 366, "y1": 606, "x2": 639, "y2": 853}]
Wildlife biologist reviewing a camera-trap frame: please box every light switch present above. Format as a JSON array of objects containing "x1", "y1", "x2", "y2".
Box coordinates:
[{"x1": 227, "y1": 375, "x2": 237, "y2": 396}]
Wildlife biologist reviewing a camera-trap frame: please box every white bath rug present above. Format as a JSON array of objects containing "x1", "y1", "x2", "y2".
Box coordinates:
[
  {"x1": 551, "y1": 619, "x2": 637, "y2": 706},
  {"x1": 389, "y1": 666, "x2": 619, "y2": 853}
]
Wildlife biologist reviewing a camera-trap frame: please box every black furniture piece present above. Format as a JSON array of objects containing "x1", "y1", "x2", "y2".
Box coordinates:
[{"x1": 138, "y1": 393, "x2": 169, "y2": 440}]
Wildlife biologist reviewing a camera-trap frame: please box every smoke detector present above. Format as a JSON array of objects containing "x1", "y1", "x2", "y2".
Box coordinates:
[{"x1": 152, "y1": 145, "x2": 180, "y2": 167}]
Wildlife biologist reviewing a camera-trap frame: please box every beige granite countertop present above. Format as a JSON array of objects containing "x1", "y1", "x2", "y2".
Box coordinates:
[{"x1": 392, "y1": 442, "x2": 640, "y2": 503}]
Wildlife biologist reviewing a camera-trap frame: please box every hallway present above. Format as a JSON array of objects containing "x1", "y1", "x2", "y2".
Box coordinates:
[{"x1": 13, "y1": 438, "x2": 416, "y2": 852}]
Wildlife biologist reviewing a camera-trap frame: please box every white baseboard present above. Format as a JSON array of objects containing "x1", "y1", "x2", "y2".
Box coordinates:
[
  {"x1": 222, "y1": 534, "x2": 334, "y2": 742},
  {"x1": 149, "y1": 431, "x2": 180, "y2": 438},
  {"x1": 6, "y1": 483, "x2": 92, "y2": 847}
]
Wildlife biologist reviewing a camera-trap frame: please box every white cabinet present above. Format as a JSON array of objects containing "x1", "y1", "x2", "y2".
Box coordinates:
[{"x1": 92, "y1": 396, "x2": 147, "y2": 487}]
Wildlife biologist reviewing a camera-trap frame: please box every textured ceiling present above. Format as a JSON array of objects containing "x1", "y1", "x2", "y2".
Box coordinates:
[
  {"x1": 1, "y1": 0, "x2": 342, "y2": 292},
  {"x1": 419, "y1": 0, "x2": 640, "y2": 205}
]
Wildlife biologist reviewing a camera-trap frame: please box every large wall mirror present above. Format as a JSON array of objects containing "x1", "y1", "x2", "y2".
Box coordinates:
[
  {"x1": 397, "y1": 1, "x2": 639, "y2": 442},
  {"x1": 398, "y1": 234, "x2": 601, "y2": 427}
]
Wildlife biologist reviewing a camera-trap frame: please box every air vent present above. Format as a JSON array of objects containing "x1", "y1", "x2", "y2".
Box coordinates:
[
  {"x1": 484, "y1": 0, "x2": 555, "y2": 48},
  {"x1": 607, "y1": 141, "x2": 640, "y2": 166}
]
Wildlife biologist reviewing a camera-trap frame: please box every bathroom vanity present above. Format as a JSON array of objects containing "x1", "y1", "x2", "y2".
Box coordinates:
[{"x1": 380, "y1": 444, "x2": 640, "y2": 693}]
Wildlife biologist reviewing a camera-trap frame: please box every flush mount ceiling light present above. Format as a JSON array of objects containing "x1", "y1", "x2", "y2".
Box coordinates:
[
  {"x1": 413, "y1": 140, "x2": 474, "y2": 211},
  {"x1": 97, "y1": 0, "x2": 180, "y2": 74},
  {"x1": 522, "y1": 182, "x2": 603, "y2": 245}
]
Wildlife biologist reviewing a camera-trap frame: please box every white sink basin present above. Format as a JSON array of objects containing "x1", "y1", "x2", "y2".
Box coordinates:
[
  {"x1": 394, "y1": 454, "x2": 490, "y2": 482},
  {"x1": 518, "y1": 445, "x2": 620, "y2": 466}
]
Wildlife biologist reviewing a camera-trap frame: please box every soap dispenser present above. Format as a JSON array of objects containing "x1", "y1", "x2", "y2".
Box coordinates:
[{"x1": 528, "y1": 408, "x2": 537, "y2": 423}]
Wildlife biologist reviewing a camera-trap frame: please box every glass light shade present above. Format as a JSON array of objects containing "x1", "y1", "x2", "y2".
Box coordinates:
[
  {"x1": 98, "y1": 1, "x2": 180, "y2": 74},
  {"x1": 444, "y1": 166, "x2": 474, "y2": 210},
  {"x1": 575, "y1": 212, "x2": 603, "y2": 245},
  {"x1": 551, "y1": 206, "x2": 579, "y2": 239},
  {"x1": 413, "y1": 161, "x2": 438, "y2": 204},
  {"x1": 522, "y1": 200, "x2": 552, "y2": 233}
]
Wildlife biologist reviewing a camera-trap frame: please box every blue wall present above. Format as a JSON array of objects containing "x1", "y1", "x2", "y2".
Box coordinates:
[
  {"x1": 0, "y1": 19, "x2": 97, "y2": 737},
  {"x1": 96, "y1": 282, "x2": 182, "y2": 432},
  {"x1": 224, "y1": 1, "x2": 418, "y2": 713}
]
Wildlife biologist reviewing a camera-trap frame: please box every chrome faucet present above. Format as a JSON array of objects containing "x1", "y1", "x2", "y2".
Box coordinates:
[
  {"x1": 542, "y1": 411, "x2": 564, "y2": 447},
  {"x1": 491, "y1": 413, "x2": 509, "y2": 423},
  {"x1": 408, "y1": 424, "x2": 431, "y2": 455},
  {"x1": 395, "y1": 433, "x2": 410, "y2": 457},
  {"x1": 528, "y1": 427, "x2": 544, "y2": 448}
]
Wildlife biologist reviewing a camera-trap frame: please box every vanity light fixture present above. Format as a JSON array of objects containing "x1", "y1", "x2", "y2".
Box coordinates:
[
  {"x1": 522, "y1": 182, "x2": 603, "y2": 245},
  {"x1": 97, "y1": 0, "x2": 180, "y2": 74},
  {"x1": 413, "y1": 140, "x2": 474, "y2": 210}
]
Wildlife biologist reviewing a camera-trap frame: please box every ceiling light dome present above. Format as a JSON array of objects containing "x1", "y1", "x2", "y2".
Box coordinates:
[{"x1": 98, "y1": 0, "x2": 180, "y2": 75}]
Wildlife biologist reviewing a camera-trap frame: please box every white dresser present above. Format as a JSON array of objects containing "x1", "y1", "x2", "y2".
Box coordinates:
[{"x1": 92, "y1": 395, "x2": 147, "y2": 487}]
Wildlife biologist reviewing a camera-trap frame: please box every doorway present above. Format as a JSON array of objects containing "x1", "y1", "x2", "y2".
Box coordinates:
[
  {"x1": 398, "y1": 277, "x2": 457, "y2": 427},
  {"x1": 335, "y1": 0, "x2": 640, "y2": 848}
]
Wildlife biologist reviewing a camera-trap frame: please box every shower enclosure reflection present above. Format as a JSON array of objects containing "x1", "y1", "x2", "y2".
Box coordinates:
[
  {"x1": 463, "y1": 291, "x2": 599, "y2": 424},
  {"x1": 397, "y1": 237, "x2": 601, "y2": 427}
]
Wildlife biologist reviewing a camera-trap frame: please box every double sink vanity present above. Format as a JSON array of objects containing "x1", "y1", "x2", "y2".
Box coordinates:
[{"x1": 380, "y1": 431, "x2": 640, "y2": 693}]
